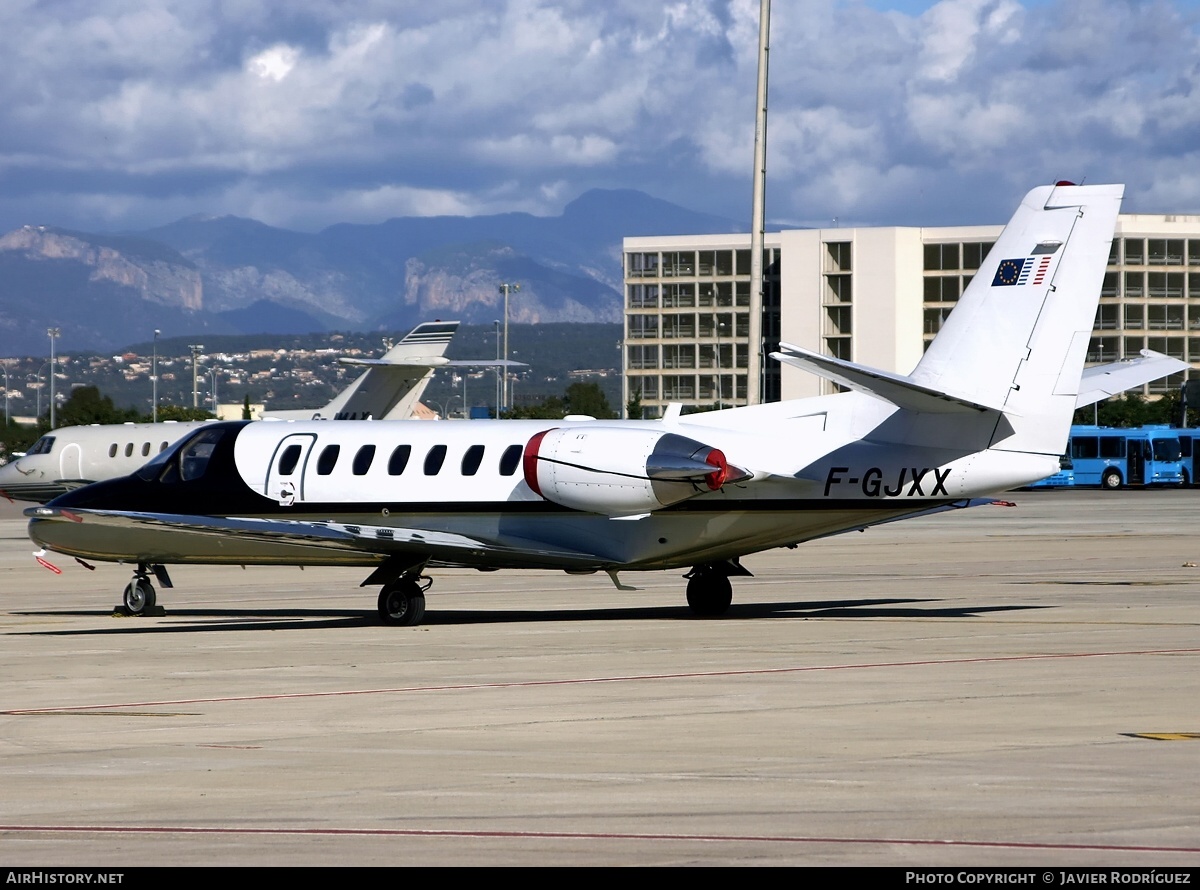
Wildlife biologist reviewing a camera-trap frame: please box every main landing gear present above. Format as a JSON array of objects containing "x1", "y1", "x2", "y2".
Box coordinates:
[
  {"x1": 120, "y1": 563, "x2": 171, "y2": 616},
  {"x1": 683, "y1": 559, "x2": 753, "y2": 617},
  {"x1": 377, "y1": 575, "x2": 432, "y2": 626}
]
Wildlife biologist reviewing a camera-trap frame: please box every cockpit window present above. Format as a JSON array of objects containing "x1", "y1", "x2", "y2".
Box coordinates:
[
  {"x1": 180, "y1": 429, "x2": 224, "y2": 481},
  {"x1": 27, "y1": 436, "x2": 55, "y2": 456},
  {"x1": 138, "y1": 427, "x2": 226, "y2": 483}
]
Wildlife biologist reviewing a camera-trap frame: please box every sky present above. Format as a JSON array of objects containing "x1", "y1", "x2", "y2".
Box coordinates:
[{"x1": 2, "y1": 0, "x2": 1200, "y2": 234}]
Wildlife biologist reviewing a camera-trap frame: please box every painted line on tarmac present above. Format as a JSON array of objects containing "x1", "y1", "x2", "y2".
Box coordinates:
[
  {"x1": 4, "y1": 646, "x2": 1198, "y2": 716},
  {"x1": 0, "y1": 824, "x2": 1197, "y2": 854}
]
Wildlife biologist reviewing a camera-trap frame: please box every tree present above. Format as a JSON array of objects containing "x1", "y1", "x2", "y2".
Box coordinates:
[
  {"x1": 56, "y1": 386, "x2": 139, "y2": 427},
  {"x1": 563, "y1": 382, "x2": 617, "y2": 419},
  {"x1": 154, "y1": 404, "x2": 215, "y2": 422},
  {"x1": 242, "y1": 394, "x2": 252, "y2": 420},
  {"x1": 625, "y1": 387, "x2": 643, "y2": 421}
]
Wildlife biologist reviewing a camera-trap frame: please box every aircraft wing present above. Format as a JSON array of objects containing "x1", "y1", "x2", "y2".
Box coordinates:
[
  {"x1": 1075, "y1": 350, "x2": 1189, "y2": 408},
  {"x1": 27, "y1": 506, "x2": 606, "y2": 571}
]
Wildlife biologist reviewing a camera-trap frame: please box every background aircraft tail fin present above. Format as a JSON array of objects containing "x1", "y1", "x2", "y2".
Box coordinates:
[{"x1": 911, "y1": 183, "x2": 1124, "y2": 455}]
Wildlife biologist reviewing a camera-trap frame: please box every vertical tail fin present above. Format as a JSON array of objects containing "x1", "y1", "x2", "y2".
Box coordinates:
[
  {"x1": 911, "y1": 183, "x2": 1123, "y2": 454},
  {"x1": 318, "y1": 320, "x2": 460, "y2": 420}
]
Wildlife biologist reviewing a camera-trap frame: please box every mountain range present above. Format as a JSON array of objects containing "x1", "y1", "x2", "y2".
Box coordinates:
[{"x1": 0, "y1": 190, "x2": 744, "y2": 356}]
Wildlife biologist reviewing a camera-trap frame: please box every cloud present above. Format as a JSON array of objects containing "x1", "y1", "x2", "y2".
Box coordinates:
[{"x1": 0, "y1": 0, "x2": 1198, "y2": 234}]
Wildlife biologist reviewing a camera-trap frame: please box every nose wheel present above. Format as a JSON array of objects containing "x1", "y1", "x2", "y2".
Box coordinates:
[
  {"x1": 122, "y1": 576, "x2": 157, "y2": 615},
  {"x1": 118, "y1": 562, "x2": 170, "y2": 616}
]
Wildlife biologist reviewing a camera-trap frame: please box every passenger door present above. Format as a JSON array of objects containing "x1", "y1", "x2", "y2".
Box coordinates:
[{"x1": 264, "y1": 434, "x2": 318, "y2": 506}]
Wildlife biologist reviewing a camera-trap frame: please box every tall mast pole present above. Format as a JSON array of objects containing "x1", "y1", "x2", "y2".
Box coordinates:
[{"x1": 748, "y1": 0, "x2": 770, "y2": 403}]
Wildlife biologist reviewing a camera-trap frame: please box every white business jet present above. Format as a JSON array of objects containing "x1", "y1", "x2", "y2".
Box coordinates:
[
  {"x1": 26, "y1": 184, "x2": 1176, "y2": 627},
  {"x1": 1, "y1": 320, "x2": 481, "y2": 502}
]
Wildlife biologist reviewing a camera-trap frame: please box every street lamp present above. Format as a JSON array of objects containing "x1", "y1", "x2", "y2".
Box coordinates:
[
  {"x1": 47, "y1": 327, "x2": 60, "y2": 428},
  {"x1": 152, "y1": 329, "x2": 161, "y2": 423},
  {"x1": 498, "y1": 283, "x2": 520, "y2": 412},
  {"x1": 188, "y1": 344, "x2": 205, "y2": 409},
  {"x1": 210, "y1": 367, "x2": 220, "y2": 414}
]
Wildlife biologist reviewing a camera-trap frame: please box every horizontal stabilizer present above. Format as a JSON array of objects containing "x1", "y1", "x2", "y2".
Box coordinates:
[
  {"x1": 771, "y1": 342, "x2": 1005, "y2": 415},
  {"x1": 1075, "y1": 350, "x2": 1189, "y2": 408},
  {"x1": 339, "y1": 356, "x2": 450, "y2": 368}
]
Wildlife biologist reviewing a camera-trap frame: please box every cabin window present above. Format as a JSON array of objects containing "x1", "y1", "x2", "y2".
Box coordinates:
[
  {"x1": 316, "y1": 445, "x2": 340, "y2": 475},
  {"x1": 388, "y1": 445, "x2": 411, "y2": 475},
  {"x1": 124, "y1": 443, "x2": 134, "y2": 457},
  {"x1": 142, "y1": 442, "x2": 151, "y2": 457},
  {"x1": 160, "y1": 441, "x2": 169, "y2": 452},
  {"x1": 109, "y1": 444, "x2": 118, "y2": 458},
  {"x1": 278, "y1": 444, "x2": 302, "y2": 475},
  {"x1": 353, "y1": 445, "x2": 376, "y2": 476},
  {"x1": 499, "y1": 445, "x2": 522, "y2": 476},
  {"x1": 461, "y1": 444, "x2": 485, "y2": 476},
  {"x1": 424, "y1": 445, "x2": 447, "y2": 475}
]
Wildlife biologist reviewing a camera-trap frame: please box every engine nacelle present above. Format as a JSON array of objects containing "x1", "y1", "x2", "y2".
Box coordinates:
[{"x1": 523, "y1": 427, "x2": 742, "y2": 517}]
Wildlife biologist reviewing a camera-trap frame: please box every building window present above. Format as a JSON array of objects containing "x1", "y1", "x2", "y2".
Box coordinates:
[
  {"x1": 961, "y1": 242, "x2": 993, "y2": 270},
  {"x1": 825, "y1": 242, "x2": 851, "y2": 272},
  {"x1": 661, "y1": 251, "x2": 695, "y2": 277},
  {"x1": 628, "y1": 316, "x2": 658, "y2": 339},
  {"x1": 924, "y1": 243, "x2": 960, "y2": 271},
  {"x1": 924, "y1": 276, "x2": 961, "y2": 302},
  {"x1": 1124, "y1": 305, "x2": 1144, "y2": 329},
  {"x1": 662, "y1": 283, "x2": 696, "y2": 308},
  {"x1": 628, "y1": 345, "x2": 659, "y2": 369},
  {"x1": 627, "y1": 252, "x2": 659, "y2": 277},
  {"x1": 825, "y1": 274, "x2": 852, "y2": 303},
  {"x1": 1124, "y1": 239, "x2": 1145, "y2": 265},
  {"x1": 628, "y1": 284, "x2": 659, "y2": 308},
  {"x1": 1125, "y1": 272, "x2": 1144, "y2": 298}
]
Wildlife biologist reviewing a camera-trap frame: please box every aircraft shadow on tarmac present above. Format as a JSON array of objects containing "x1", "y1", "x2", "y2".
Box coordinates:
[{"x1": 9, "y1": 598, "x2": 1049, "y2": 635}]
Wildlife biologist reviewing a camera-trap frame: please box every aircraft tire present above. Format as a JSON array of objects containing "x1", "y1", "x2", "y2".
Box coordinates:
[
  {"x1": 1101, "y1": 469, "x2": 1123, "y2": 490},
  {"x1": 123, "y1": 578, "x2": 156, "y2": 615},
  {"x1": 378, "y1": 581, "x2": 426, "y2": 627},
  {"x1": 686, "y1": 573, "x2": 733, "y2": 617}
]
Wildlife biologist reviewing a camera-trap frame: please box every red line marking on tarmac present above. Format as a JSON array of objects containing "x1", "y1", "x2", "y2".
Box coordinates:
[
  {"x1": 3, "y1": 647, "x2": 1197, "y2": 716},
  {"x1": 0, "y1": 824, "x2": 1196, "y2": 853}
]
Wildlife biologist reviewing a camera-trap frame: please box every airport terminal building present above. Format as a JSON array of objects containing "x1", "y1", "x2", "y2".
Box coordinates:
[{"x1": 623, "y1": 214, "x2": 1200, "y2": 417}]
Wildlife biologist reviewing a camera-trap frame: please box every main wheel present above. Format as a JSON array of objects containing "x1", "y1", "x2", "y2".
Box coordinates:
[
  {"x1": 686, "y1": 573, "x2": 733, "y2": 617},
  {"x1": 378, "y1": 581, "x2": 426, "y2": 627},
  {"x1": 123, "y1": 578, "x2": 156, "y2": 615},
  {"x1": 1101, "y1": 469, "x2": 1123, "y2": 490}
]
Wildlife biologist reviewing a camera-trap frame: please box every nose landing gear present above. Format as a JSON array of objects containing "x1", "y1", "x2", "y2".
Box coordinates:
[{"x1": 118, "y1": 563, "x2": 171, "y2": 616}]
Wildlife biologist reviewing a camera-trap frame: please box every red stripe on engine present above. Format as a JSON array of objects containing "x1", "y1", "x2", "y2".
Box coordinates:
[{"x1": 523, "y1": 429, "x2": 555, "y2": 497}]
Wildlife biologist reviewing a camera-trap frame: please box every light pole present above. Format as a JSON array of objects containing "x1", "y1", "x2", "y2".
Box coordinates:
[
  {"x1": 715, "y1": 320, "x2": 726, "y2": 409},
  {"x1": 188, "y1": 344, "x2": 204, "y2": 409},
  {"x1": 498, "y1": 283, "x2": 520, "y2": 412},
  {"x1": 210, "y1": 367, "x2": 220, "y2": 414},
  {"x1": 47, "y1": 327, "x2": 60, "y2": 428},
  {"x1": 493, "y1": 319, "x2": 500, "y2": 413},
  {"x1": 152, "y1": 329, "x2": 161, "y2": 422},
  {"x1": 2, "y1": 359, "x2": 11, "y2": 429}
]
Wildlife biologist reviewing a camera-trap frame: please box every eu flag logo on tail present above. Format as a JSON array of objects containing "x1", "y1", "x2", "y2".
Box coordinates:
[
  {"x1": 992, "y1": 258, "x2": 1026, "y2": 286},
  {"x1": 992, "y1": 255, "x2": 1054, "y2": 287}
]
